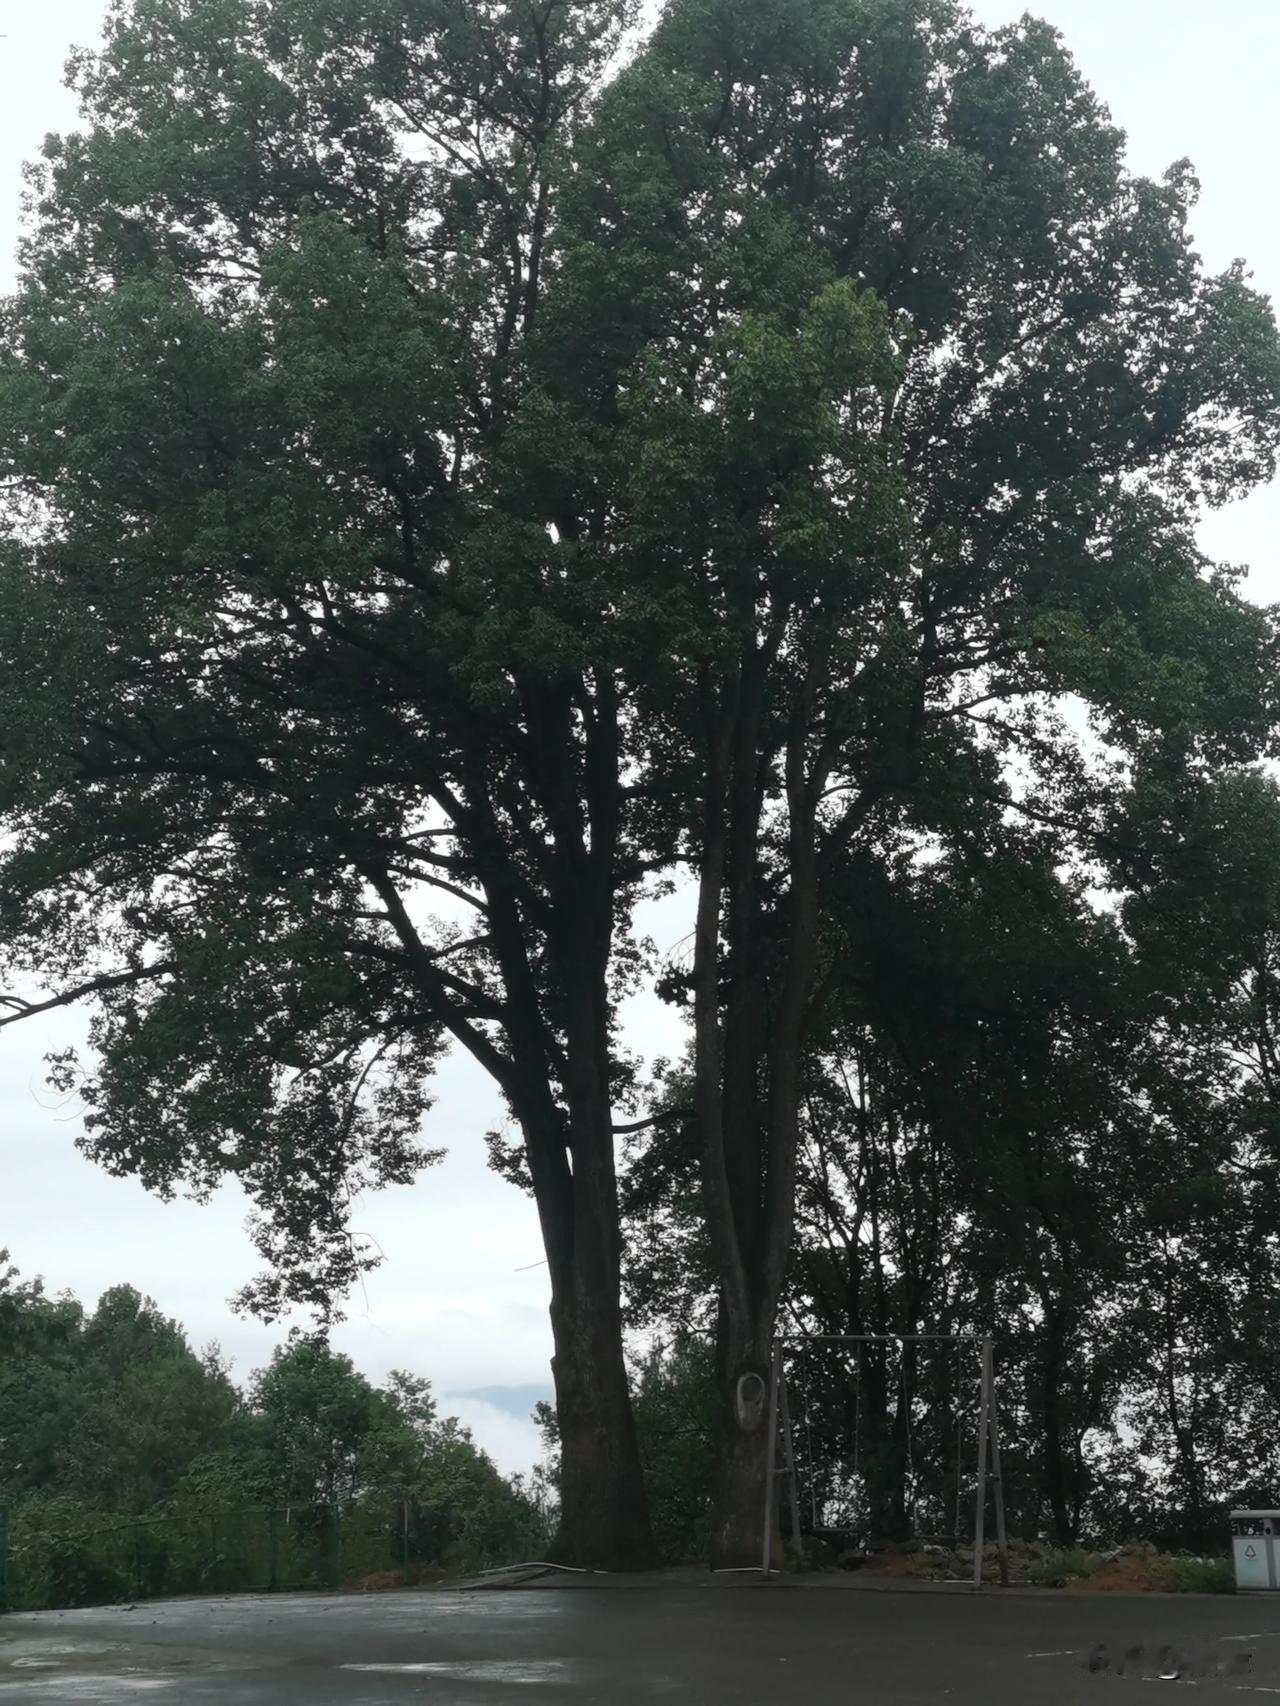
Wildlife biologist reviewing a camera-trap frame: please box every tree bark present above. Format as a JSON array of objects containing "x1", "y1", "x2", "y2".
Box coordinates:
[
  {"x1": 858, "y1": 1341, "x2": 909, "y2": 1540},
  {"x1": 696, "y1": 656, "x2": 828, "y2": 1566},
  {"x1": 1161, "y1": 1261, "x2": 1206, "y2": 1552},
  {"x1": 517, "y1": 1082, "x2": 655, "y2": 1568},
  {"x1": 549, "y1": 1275, "x2": 653, "y2": 1568},
  {"x1": 1038, "y1": 1309, "x2": 1076, "y2": 1545},
  {"x1": 451, "y1": 675, "x2": 657, "y2": 1571},
  {"x1": 710, "y1": 1345, "x2": 775, "y2": 1567},
  {"x1": 549, "y1": 1002, "x2": 656, "y2": 1568}
]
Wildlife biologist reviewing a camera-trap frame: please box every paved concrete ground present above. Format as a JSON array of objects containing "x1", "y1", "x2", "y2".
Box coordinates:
[{"x1": 3, "y1": 1581, "x2": 1280, "y2": 1704}]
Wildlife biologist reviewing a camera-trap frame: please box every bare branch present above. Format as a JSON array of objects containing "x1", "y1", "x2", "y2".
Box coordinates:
[
  {"x1": 0, "y1": 960, "x2": 178, "y2": 1030},
  {"x1": 610, "y1": 1109, "x2": 693, "y2": 1136}
]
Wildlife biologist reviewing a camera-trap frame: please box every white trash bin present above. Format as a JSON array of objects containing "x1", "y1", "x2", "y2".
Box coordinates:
[{"x1": 1231, "y1": 1511, "x2": 1280, "y2": 1591}]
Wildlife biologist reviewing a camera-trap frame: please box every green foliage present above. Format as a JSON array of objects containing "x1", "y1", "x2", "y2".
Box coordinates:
[
  {"x1": 631, "y1": 1339, "x2": 718, "y2": 1563},
  {"x1": 0, "y1": 1262, "x2": 548, "y2": 1606},
  {"x1": 246, "y1": 1338, "x2": 401, "y2": 1506},
  {"x1": 556, "y1": 0, "x2": 1280, "y2": 1563},
  {"x1": 4, "y1": 0, "x2": 1280, "y2": 1568},
  {"x1": 3, "y1": 0, "x2": 1276, "y2": 1316},
  {"x1": 1161, "y1": 1555, "x2": 1235, "y2": 1595},
  {"x1": 627, "y1": 811, "x2": 1280, "y2": 1552},
  {"x1": 4, "y1": 1498, "x2": 125, "y2": 1610},
  {"x1": 5, "y1": 1498, "x2": 392, "y2": 1610},
  {"x1": 1029, "y1": 1550, "x2": 1234, "y2": 1593},
  {"x1": 0, "y1": 0, "x2": 652, "y2": 1332},
  {"x1": 0, "y1": 1251, "x2": 80, "y2": 1357},
  {"x1": 0, "y1": 1278, "x2": 236, "y2": 1515},
  {"x1": 1030, "y1": 1548, "x2": 1108, "y2": 1589}
]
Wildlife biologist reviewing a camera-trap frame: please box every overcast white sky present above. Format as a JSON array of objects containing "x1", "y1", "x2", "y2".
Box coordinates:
[{"x1": 2, "y1": 0, "x2": 1279, "y2": 1476}]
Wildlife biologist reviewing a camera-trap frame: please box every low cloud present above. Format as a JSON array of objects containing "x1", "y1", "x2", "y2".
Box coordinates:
[{"x1": 440, "y1": 1394, "x2": 546, "y2": 1479}]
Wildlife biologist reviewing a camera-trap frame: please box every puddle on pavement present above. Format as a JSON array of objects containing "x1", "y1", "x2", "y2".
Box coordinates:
[
  {"x1": 0, "y1": 1681, "x2": 172, "y2": 1700},
  {"x1": 0, "y1": 1640, "x2": 283, "y2": 1680},
  {"x1": 342, "y1": 1660, "x2": 571, "y2": 1682},
  {"x1": 1, "y1": 1641, "x2": 117, "y2": 1661}
]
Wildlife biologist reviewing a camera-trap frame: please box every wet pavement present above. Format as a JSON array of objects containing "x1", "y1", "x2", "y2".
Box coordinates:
[{"x1": 3, "y1": 1582, "x2": 1280, "y2": 1703}]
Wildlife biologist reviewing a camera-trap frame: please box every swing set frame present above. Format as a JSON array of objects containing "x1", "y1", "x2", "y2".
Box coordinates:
[{"x1": 762, "y1": 1333, "x2": 1010, "y2": 1588}]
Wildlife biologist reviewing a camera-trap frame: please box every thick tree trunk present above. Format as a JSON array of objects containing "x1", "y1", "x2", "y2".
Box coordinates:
[
  {"x1": 504, "y1": 1057, "x2": 654, "y2": 1568},
  {"x1": 694, "y1": 660, "x2": 826, "y2": 1569},
  {"x1": 1162, "y1": 1283, "x2": 1206, "y2": 1550},
  {"x1": 710, "y1": 1330, "x2": 774, "y2": 1568},
  {"x1": 1039, "y1": 1319, "x2": 1075, "y2": 1545},
  {"x1": 469, "y1": 675, "x2": 656, "y2": 1572},
  {"x1": 550, "y1": 877, "x2": 656, "y2": 1567},
  {"x1": 549, "y1": 1281, "x2": 653, "y2": 1569},
  {"x1": 851, "y1": 1343, "x2": 908, "y2": 1540},
  {"x1": 516, "y1": 1070, "x2": 654, "y2": 1569},
  {"x1": 548, "y1": 1058, "x2": 656, "y2": 1567}
]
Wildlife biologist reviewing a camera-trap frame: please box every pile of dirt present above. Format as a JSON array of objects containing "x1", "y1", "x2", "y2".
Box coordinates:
[
  {"x1": 861, "y1": 1550, "x2": 950, "y2": 1581},
  {"x1": 342, "y1": 1566, "x2": 447, "y2": 1593},
  {"x1": 1065, "y1": 1556, "x2": 1173, "y2": 1594},
  {"x1": 849, "y1": 1536, "x2": 1047, "y2": 1584},
  {"x1": 837, "y1": 1536, "x2": 1201, "y2": 1592}
]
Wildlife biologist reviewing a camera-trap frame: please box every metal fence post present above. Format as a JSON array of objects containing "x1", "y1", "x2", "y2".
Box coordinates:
[
  {"x1": 0, "y1": 1508, "x2": 8, "y2": 1611},
  {"x1": 778, "y1": 1371, "x2": 805, "y2": 1566},
  {"x1": 401, "y1": 1501, "x2": 411, "y2": 1586},
  {"x1": 268, "y1": 1509, "x2": 279, "y2": 1593}
]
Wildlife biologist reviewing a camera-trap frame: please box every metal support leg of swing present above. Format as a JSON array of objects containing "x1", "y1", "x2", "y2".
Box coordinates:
[
  {"x1": 764, "y1": 1333, "x2": 1007, "y2": 1586},
  {"x1": 778, "y1": 1368, "x2": 806, "y2": 1566},
  {"x1": 761, "y1": 1344, "x2": 807, "y2": 1572}
]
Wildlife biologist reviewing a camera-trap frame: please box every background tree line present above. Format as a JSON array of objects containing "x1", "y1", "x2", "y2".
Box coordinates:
[
  {"x1": 3, "y1": 0, "x2": 1280, "y2": 1567},
  {"x1": 0, "y1": 1257, "x2": 551, "y2": 1585}
]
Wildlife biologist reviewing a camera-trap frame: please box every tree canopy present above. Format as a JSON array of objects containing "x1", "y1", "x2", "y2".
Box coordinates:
[{"x1": 3, "y1": 0, "x2": 1280, "y2": 1565}]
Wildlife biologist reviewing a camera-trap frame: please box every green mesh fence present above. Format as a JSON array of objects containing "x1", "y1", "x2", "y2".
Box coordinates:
[{"x1": 0, "y1": 1501, "x2": 428, "y2": 1612}]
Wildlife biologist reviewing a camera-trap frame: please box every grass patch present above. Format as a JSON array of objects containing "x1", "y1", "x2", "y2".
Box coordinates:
[
  {"x1": 1032, "y1": 1548, "x2": 1235, "y2": 1594},
  {"x1": 1157, "y1": 1554, "x2": 1235, "y2": 1595},
  {"x1": 1032, "y1": 1548, "x2": 1108, "y2": 1588}
]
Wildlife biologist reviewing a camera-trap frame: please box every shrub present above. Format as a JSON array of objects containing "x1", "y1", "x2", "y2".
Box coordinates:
[
  {"x1": 1031, "y1": 1548, "x2": 1108, "y2": 1588},
  {"x1": 1159, "y1": 1554, "x2": 1235, "y2": 1595}
]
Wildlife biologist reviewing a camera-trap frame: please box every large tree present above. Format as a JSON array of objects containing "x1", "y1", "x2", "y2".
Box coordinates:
[
  {"x1": 4, "y1": 0, "x2": 1279, "y2": 1573},
  {"x1": 547, "y1": 0, "x2": 1280, "y2": 1559},
  {"x1": 0, "y1": 0, "x2": 661, "y2": 1567}
]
